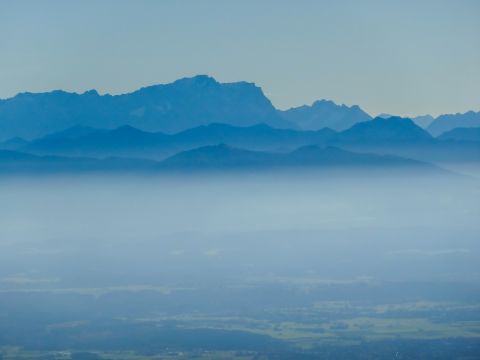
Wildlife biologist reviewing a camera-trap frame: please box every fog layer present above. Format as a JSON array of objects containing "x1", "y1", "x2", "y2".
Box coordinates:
[{"x1": 1, "y1": 172, "x2": 479, "y2": 289}]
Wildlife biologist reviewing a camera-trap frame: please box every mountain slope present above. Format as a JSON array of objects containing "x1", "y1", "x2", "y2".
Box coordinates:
[
  {"x1": 378, "y1": 114, "x2": 434, "y2": 129},
  {"x1": 334, "y1": 117, "x2": 480, "y2": 163},
  {"x1": 159, "y1": 144, "x2": 437, "y2": 171},
  {"x1": 0, "y1": 150, "x2": 157, "y2": 173},
  {"x1": 0, "y1": 145, "x2": 442, "y2": 174},
  {"x1": 438, "y1": 127, "x2": 480, "y2": 142},
  {"x1": 338, "y1": 117, "x2": 434, "y2": 143},
  {"x1": 21, "y1": 117, "x2": 480, "y2": 165},
  {"x1": 22, "y1": 125, "x2": 169, "y2": 157},
  {"x1": 0, "y1": 137, "x2": 28, "y2": 150},
  {"x1": 427, "y1": 111, "x2": 480, "y2": 136},
  {"x1": 0, "y1": 75, "x2": 292, "y2": 140},
  {"x1": 412, "y1": 115, "x2": 435, "y2": 129},
  {"x1": 280, "y1": 100, "x2": 372, "y2": 131},
  {"x1": 21, "y1": 123, "x2": 338, "y2": 159},
  {"x1": 172, "y1": 123, "x2": 337, "y2": 151},
  {"x1": 21, "y1": 118, "x2": 467, "y2": 164},
  {"x1": 41, "y1": 125, "x2": 104, "y2": 139},
  {"x1": 159, "y1": 144, "x2": 279, "y2": 169}
]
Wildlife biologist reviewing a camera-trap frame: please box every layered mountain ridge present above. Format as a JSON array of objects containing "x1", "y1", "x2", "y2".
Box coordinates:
[{"x1": 1, "y1": 75, "x2": 478, "y2": 142}]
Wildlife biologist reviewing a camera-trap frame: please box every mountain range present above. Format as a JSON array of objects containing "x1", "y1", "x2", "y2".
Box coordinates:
[
  {"x1": 0, "y1": 75, "x2": 291, "y2": 140},
  {"x1": 0, "y1": 144, "x2": 442, "y2": 175},
  {"x1": 279, "y1": 99, "x2": 372, "y2": 131},
  {"x1": 159, "y1": 144, "x2": 437, "y2": 171},
  {"x1": 1, "y1": 75, "x2": 478, "y2": 142},
  {"x1": 371, "y1": 111, "x2": 480, "y2": 135},
  {"x1": 427, "y1": 111, "x2": 480, "y2": 136},
  {"x1": 2, "y1": 116, "x2": 478, "y2": 167},
  {"x1": 378, "y1": 112, "x2": 480, "y2": 135},
  {"x1": 378, "y1": 114, "x2": 435, "y2": 129},
  {"x1": 13, "y1": 123, "x2": 334, "y2": 159},
  {"x1": 0, "y1": 75, "x2": 478, "y2": 174},
  {"x1": 1, "y1": 117, "x2": 433, "y2": 158},
  {"x1": 438, "y1": 127, "x2": 480, "y2": 142}
]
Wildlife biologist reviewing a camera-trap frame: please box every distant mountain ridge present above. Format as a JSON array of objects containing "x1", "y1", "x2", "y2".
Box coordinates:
[
  {"x1": 340, "y1": 117, "x2": 433, "y2": 143},
  {"x1": 0, "y1": 75, "x2": 292, "y2": 140},
  {"x1": 427, "y1": 111, "x2": 480, "y2": 136},
  {"x1": 0, "y1": 144, "x2": 442, "y2": 174},
  {"x1": 0, "y1": 149, "x2": 158, "y2": 173},
  {"x1": 1, "y1": 115, "x2": 471, "y2": 174},
  {"x1": 1, "y1": 76, "x2": 376, "y2": 141},
  {"x1": 279, "y1": 99, "x2": 372, "y2": 131},
  {"x1": 378, "y1": 114, "x2": 435, "y2": 129},
  {"x1": 6, "y1": 116, "x2": 477, "y2": 166},
  {"x1": 0, "y1": 74, "x2": 478, "y2": 144},
  {"x1": 159, "y1": 144, "x2": 433, "y2": 171},
  {"x1": 438, "y1": 127, "x2": 480, "y2": 142},
  {"x1": 13, "y1": 117, "x2": 437, "y2": 160},
  {"x1": 18, "y1": 123, "x2": 336, "y2": 159}
]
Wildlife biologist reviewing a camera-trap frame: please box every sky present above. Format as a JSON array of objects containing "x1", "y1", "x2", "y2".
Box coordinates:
[{"x1": 0, "y1": 0, "x2": 479, "y2": 117}]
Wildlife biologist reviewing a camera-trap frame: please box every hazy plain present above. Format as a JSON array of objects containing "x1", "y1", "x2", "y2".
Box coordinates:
[
  {"x1": 0, "y1": 172, "x2": 479, "y2": 286},
  {"x1": 1, "y1": 171, "x2": 479, "y2": 358}
]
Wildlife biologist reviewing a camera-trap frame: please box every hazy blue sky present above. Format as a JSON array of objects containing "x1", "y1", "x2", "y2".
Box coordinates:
[{"x1": 1, "y1": 0, "x2": 479, "y2": 116}]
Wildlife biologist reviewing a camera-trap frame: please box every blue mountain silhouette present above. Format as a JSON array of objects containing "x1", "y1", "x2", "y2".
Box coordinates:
[
  {"x1": 438, "y1": 127, "x2": 480, "y2": 142},
  {"x1": 378, "y1": 114, "x2": 434, "y2": 129},
  {"x1": 338, "y1": 117, "x2": 434, "y2": 143},
  {"x1": 0, "y1": 144, "x2": 441, "y2": 174},
  {"x1": 0, "y1": 149, "x2": 157, "y2": 173},
  {"x1": 19, "y1": 117, "x2": 475, "y2": 164},
  {"x1": 155, "y1": 144, "x2": 441, "y2": 172},
  {"x1": 21, "y1": 123, "x2": 337, "y2": 159},
  {"x1": 2, "y1": 74, "x2": 477, "y2": 143},
  {"x1": 0, "y1": 75, "x2": 292, "y2": 140},
  {"x1": 279, "y1": 99, "x2": 371, "y2": 131},
  {"x1": 427, "y1": 111, "x2": 480, "y2": 136}
]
